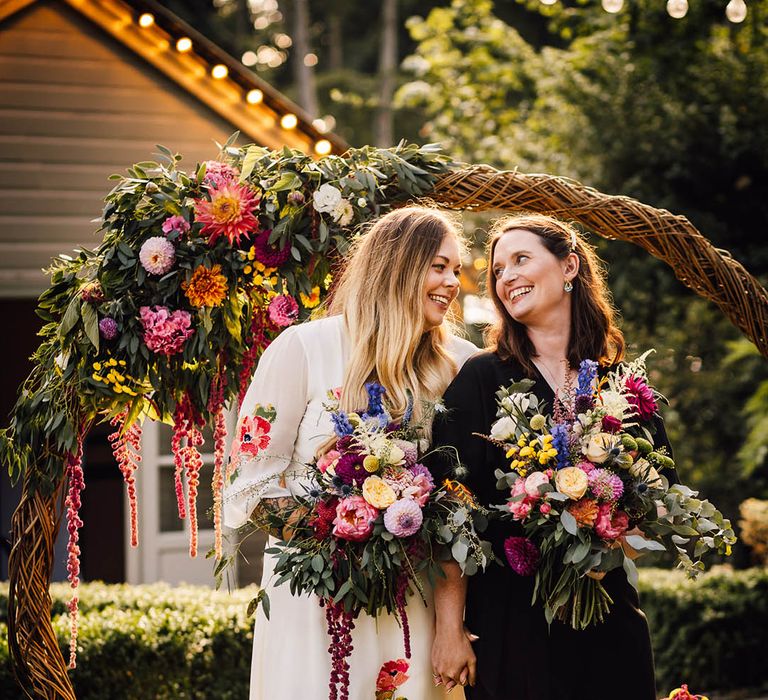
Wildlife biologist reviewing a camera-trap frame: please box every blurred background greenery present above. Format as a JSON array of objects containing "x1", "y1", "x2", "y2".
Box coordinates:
[{"x1": 155, "y1": 0, "x2": 768, "y2": 563}]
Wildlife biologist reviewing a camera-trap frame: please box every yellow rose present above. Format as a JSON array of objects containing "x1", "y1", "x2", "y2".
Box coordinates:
[
  {"x1": 362, "y1": 476, "x2": 397, "y2": 509},
  {"x1": 555, "y1": 467, "x2": 589, "y2": 500}
]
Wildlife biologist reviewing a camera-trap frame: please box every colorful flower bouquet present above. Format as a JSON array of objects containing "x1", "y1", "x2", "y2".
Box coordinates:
[
  {"x1": 483, "y1": 352, "x2": 735, "y2": 629},
  {"x1": 245, "y1": 383, "x2": 492, "y2": 700}
]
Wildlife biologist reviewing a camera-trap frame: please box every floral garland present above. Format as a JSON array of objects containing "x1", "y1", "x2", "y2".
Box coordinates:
[{"x1": 0, "y1": 138, "x2": 454, "y2": 666}]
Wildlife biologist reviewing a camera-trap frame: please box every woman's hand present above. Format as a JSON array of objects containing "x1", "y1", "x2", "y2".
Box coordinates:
[
  {"x1": 250, "y1": 497, "x2": 308, "y2": 540},
  {"x1": 432, "y1": 625, "x2": 478, "y2": 690}
]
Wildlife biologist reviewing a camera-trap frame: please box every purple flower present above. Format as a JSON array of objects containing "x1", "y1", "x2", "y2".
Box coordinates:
[
  {"x1": 98, "y1": 317, "x2": 118, "y2": 340},
  {"x1": 398, "y1": 440, "x2": 419, "y2": 468},
  {"x1": 383, "y1": 499, "x2": 423, "y2": 537},
  {"x1": 252, "y1": 229, "x2": 292, "y2": 267},
  {"x1": 335, "y1": 452, "x2": 367, "y2": 486},
  {"x1": 331, "y1": 411, "x2": 354, "y2": 437},
  {"x1": 576, "y1": 359, "x2": 598, "y2": 397},
  {"x1": 503, "y1": 536, "x2": 540, "y2": 576},
  {"x1": 588, "y1": 468, "x2": 625, "y2": 502},
  {"x1": 287, "y1": 190, "x2": 306, "y2": 206},
  {"x1": 624, "y1": 375, "x2": 658, "y2": 421},
  {"x1": 602, "y1": 415, "x2": 623, "y2": 433},
  {"x1": 364, "y1": 382, "x2": 386, "y2": 418}
]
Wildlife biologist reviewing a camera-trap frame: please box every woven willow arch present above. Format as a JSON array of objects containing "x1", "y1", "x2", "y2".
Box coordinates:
[{"x1": 7, "y1": 160, "x2": 768, "y2": 700}]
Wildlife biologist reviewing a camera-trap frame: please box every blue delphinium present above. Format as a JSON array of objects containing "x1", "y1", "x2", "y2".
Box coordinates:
[
  {"x1": 576, "y1": 359, "x2": 598, "y2": 397},
  {"x1": 364, "y1": 382, "x2": 386, "y2": 418},
  {"x1": 550, "y1": 423, "x2": 571, "y2": 470},
  {"x1": 331, "y1": 410, "x2": 354, "y2": 437}
]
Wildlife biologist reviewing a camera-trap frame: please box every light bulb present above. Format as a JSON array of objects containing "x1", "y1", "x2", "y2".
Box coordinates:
[
  {"x1": 138, "y1": 13, "x2": 154, "y2": 28},
  {"x1": 211, "y1": 64, "x2": 229, "y2": 79},
  {"x1": 602, "y1": 0, "x2": 624, "y2": 13},
  {"x1": 666, "y1": 0, "x2": 689, "y2": 17},
  {"x1": 725, "y1": 0, "x2": 747, "y2": 22},
  {"x1": 540, "y1": 0, "x2": 558, "y2": 6},
  {"x1": 176, "y1": 37, "x2": 192, "y2": 53},
  {"x1": 314, "y1": 140, "x2": 332, "y2": 156},
  {"x1": 246, "y1": 89, "x2": 264, "y2": 104},
  {"x1": 280, "y1": 114, "x2": 298, "y2": 130}
]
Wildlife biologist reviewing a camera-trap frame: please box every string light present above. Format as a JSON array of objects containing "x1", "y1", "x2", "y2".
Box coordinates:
[
  {"x1": 246, "y1": 89, "x2": 264, "y2": 104},
  {"x1": 176, "y1": 37, "x2": 192, "y2": 53},
  {"x1": 540, "y1": 0, "x2": 558, "y2": 5},
  {"x1": 314, "y1": 140, "x2": 332, "y2": 156},
  {"x1": 280, "y1": 113, "x2": 298, "y2": 130},
  {"x1": 303, "y1": 53, "x2": 318, "y2": 67},
  {"x1": 242, "y1": 50, "x2": 258, "y2": 66},
  {"x1": 602, "y1": 0, "x2": 624, "y2": 12},
  {"x1": 667, "y1": 0, "x2": 689, "y2": 17},
  {"x1": 312, "y1": 118, "x2": 328, "y2": 133},
  {"x1": 725, "y1": 0, "x2": 747, "y2": 22},
  {"x1": 211, "y1": 64, "x2": 229, "y2": 79},
  {"x1": 138, "y1": 13, "x2": 154, "y2": 28}
]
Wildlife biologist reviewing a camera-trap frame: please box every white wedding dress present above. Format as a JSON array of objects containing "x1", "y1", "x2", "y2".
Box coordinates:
[{"x1": 224, "y1": 314, "x2": 476, "y2": 700}]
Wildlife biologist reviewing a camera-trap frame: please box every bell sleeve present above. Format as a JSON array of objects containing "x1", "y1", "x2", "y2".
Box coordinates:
[{"x1": 223, "y1": 326, "x2": 309, "y2": 529}]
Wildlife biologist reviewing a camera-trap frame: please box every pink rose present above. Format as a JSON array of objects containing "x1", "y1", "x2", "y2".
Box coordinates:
[
  {"x1": 594, "y1": 503, "x2": 629, "y2": 540},
  {"x1": 402, "y1": 474, "x2": 432, "y2": 507},
  {"x1": 317, "y1": 449, "x2": 341, "y2": 473},
  {"x1": 576, "y1": 460, "x2": 596, "y2": 474},
  {"x1": 333, "y1": 495, "x2": 377, "y2": 542},
  {"x1": 524, "y1": 471, "x2": 550, "y2": 499},
  {"x1": 539, "y1": 502, "x2": 552, "y2": 515}
]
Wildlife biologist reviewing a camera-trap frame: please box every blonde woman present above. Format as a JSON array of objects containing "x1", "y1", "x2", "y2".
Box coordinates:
[{"x1": 224, "y1": 206, "x2": 477, "y2": 699}]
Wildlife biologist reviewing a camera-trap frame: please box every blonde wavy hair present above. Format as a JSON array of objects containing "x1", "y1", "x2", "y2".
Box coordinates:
[{"x1": 328, "y1": 206, "x2": 466, "y2": 431}]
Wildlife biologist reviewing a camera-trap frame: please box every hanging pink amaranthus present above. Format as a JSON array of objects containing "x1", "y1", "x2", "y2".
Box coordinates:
[
  {"x1": 108, "y1": 410, "x2": 142, "y2": 547},
  {"x1": 173, "y1": 394, "x2": 206, "y2": 557},
  {"x1": 208, "y1": 368, "x2": 228, "y2": 559},
  {"x1": 64, "y1": 433, "x2": 85, "y2": 669}
]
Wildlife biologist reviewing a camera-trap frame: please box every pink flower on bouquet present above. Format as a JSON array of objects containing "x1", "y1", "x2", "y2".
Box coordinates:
[
  {"x1": 317, "y1": 449, "x2": 341, "y2": 473},
  {"x1": 504, "y1": 536, "x2": 540, "y2": 576},
  {"x1": 402, "y1": 470, "x2": 433, "y2": 507},
  {"x1": 509, "y1": 479, "x2": 534, "y2": 520},
  {"x1": 524, "y1": 471, "x2": 550, "y2": 499},
  {"x1": 624, "y1": 375, "x2": 658, "y2": 421},
  {"x1": 139, "y1": 305, "x2": 193, "y2": 355},
  {"x1": 601, "y1": 415, "x2": 623, "y2": 433},
  {"x1": 162, "y1": 215, "x2": 190, "y2": 237},
  {"x1": 383, "y1": 498, "x2": 423, "y2": 537},
  {"x1": 333, "y1": 495, "x2": 377, "y2": 542},
  {"x1": 201, "y1": 160, "x2": 239, "y2": 188},
  {"x1": 268, "y1": 294, "x2": 299, "y2": 327},
  {"x1": 594, "y1": 503, "x2": 629, "y2": 540}
]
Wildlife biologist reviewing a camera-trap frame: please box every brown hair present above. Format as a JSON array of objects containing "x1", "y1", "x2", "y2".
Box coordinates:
[{"x1": 484, "y1": 213, "x2": 625, "y2": 375}]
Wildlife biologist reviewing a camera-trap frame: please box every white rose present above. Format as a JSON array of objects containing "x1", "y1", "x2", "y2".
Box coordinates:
[
  {"x1": 501, "y1": 394, "x2": 530, "y2": 415},
  {"x1": 312, "y1": 183, "x2": 342, "y2": 213},
  {"x1": 524, "y1": 471, "x2": 550, "y2": 498},
  {"x1": 332, "y1": 199, "x2": 354, "y2": 226},
  {"x1": 584, "y1": 433, "x2": 615, "y2": 464},
  {"x1": 490, "y1": 416, "x2": 518, "y2": 442},
  {"x1": 600, "y1": 390, "x2": 631, "y2": 420}
]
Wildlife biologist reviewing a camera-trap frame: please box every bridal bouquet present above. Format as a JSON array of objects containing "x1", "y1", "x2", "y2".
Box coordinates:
[
  {"x1": 249, "y1": 383, "x2": 491, "y2": 700},
  {"x1": 483, "y1": 352, "x2": 735, "y2": 630}
]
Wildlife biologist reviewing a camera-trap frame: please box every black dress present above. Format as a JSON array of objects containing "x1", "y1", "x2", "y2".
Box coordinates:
[{"x1": 430, "y1": 351, "x2": 659, "y2": 700}]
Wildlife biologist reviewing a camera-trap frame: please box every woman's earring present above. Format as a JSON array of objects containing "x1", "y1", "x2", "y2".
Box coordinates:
[{"x1": 564, "y1": 279, "x2": 574, "y2": 293}]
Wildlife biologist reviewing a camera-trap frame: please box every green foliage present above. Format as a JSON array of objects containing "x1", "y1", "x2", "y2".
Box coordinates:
[{"x1": 0, "y1": 141, "x2": 455, "y2": 495}]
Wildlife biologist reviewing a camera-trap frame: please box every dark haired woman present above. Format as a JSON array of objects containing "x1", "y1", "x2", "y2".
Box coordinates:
[{"x1": 429, "y1": 214, "x2": 661, "y2": 700}]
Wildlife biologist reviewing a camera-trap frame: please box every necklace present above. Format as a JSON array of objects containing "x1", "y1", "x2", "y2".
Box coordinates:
[{"x1": 532, "y1": 358, "x2": 575, "y2": 399}]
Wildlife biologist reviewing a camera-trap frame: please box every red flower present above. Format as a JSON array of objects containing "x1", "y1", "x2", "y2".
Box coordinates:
[
  {"x1": 194, "y1": 181, "x2": 260, "y2": 246},
  {"x1": 253, "y1": 228, "x2": 292, "y2": 267},
  {"x1": 231, "y1": 415, "x2": 271, "y2": 462},
  {"x1": 601, "y1": 415, "x2": 623, "y2": 433},
  {"x1": 376, "y1": 658, "x2": 409, "y2": 692},
  {"x1": 624, "y1": 375, "x2": 658, "y2": 421},
  {"x1": 310, "y1": 497, "x2": 339, "y2": 541}
]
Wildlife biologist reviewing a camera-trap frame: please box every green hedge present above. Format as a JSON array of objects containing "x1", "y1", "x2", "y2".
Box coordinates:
[
  {"x1": 1, "y1": 571, "x2": 768, "y2": 698},
  {"x1": 0, "y1": 583, "x2": 257, "y2": 700}
]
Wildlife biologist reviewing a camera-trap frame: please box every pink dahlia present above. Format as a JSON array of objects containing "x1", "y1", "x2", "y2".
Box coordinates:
[
  {"x1": 594, "y1": 503, "x2": 629, "y2": 540},
  {"x1": 384, "y1": 498, "x2": 423, "y2": 537},
  {"x1": 268, "y1": 294, "x2": 299, "y2": 327},
  {"x1": 624, "y1": 375, "x2": 658, "y2": 421},
  {"x1": 139, "y1": 306, "x2": 193, "y2": 356},
  {"x1": 201, "y1": 160, "x2": 239, "y2": 188},
  {"x1": 139, "y1": 236, "x2": 175, "y2": 275},
  {"x1": 577, "y1": 460, "x2": 597, "y2": 474},
  {"x1": 588, "y1": 468, "x2": 625, "y2": 502},
  {"x1": 194, "y1": 181, "x2": 259, "y2": 246},
  {"x1": 333, "y1": 495, "x2": 377, "y2": 542},
  {"x1": 161, "y1": 215, "x2": 190, "y2": 237},
  {"x1": 252, "y1": 228, "x2": 292, "y2": 267},
  {"x1": 504, "y1": 536, "x2": 540, "y2": 576}
]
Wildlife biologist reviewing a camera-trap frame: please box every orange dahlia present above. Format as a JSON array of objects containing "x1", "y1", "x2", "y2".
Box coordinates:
[
  {"x1": 183, "y1": 264, "x2": 228, "y2": 307},
  {"x1": 567, "y1": 498, "x2": 599, "y2": 528},
  {"x1": 194, "y1": 181, "x2": 260, "y2": 246}
]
